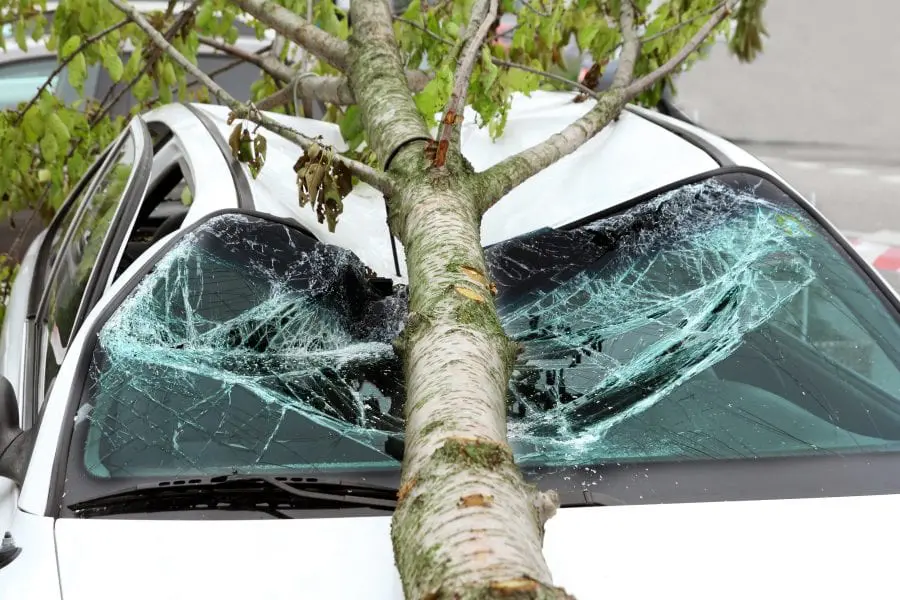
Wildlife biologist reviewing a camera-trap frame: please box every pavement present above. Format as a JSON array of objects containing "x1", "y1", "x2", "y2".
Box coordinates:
[{"x1": 672, "y1": 0, "x2": 900, "y2": 289}]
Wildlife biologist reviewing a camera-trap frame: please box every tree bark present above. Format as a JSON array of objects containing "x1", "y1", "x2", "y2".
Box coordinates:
[
  {"x1": 387, "y1": 168, "x2": 571, "y2": 600},
  {"x1": 345, "y1": 2, "x2": 570, "y2": 597}
]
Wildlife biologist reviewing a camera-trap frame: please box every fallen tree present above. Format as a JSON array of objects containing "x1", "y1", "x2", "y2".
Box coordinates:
[{"x1": 0, "y1": 0, "x2": 768, "y2": 596}]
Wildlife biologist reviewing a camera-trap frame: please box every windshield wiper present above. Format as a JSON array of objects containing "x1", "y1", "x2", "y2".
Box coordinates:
[{"x1": 67, "y1": 474, "x2": 398, "y2": 518}]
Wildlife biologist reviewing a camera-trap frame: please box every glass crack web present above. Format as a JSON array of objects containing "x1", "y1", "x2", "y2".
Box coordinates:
[{"x1": 82, "y1": 178, "x2": 817, "y2": 476}]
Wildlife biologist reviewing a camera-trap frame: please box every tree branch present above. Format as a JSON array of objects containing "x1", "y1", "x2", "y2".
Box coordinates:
[
  {"x1": 395, "y1": 16, "x2": 595, "y2": 100},
  {"x1": 196, "y1": 35, "x2": 293, "y2": 82},
  {"x1": 228, "y1": 0, "x2": 351, "y2": 71},
  {"x1": 346, "y1": 0, "x2": 431, "y2": 172},
  {"x1": 433, "y1": 0, "x2": 498, "y2": 161},
  {"x1": 612, "y1": 0, "x2": 640, "y2": 88},
  {"x1": 15, "y1": 19, "x2": 130, "y2": 125},
  {"x1": 108, "y1": 0, "x2": 391, "y2": 193},
  {"x1": 642, "y1": 1, "x2": 727, "y2": 43},
  {"x1": 255, "y1": 74, "x2": 353, "y2": 111},
  {"x1": 477, "y1": 0, "x2": 731, "y2": 213},
  {"x1": 624, "y1": 0, "x2": 733, "y2": 97}
]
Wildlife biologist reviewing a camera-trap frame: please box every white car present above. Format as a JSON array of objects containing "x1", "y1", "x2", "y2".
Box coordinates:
[{"x1": 2, "y1": 91, "x2": 900, "y2": 599}]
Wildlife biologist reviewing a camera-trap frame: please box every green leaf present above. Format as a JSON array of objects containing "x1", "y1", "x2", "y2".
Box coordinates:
[
  {"x1": 133, "y1": 74, "x2": 154, "y2": 101},
  {"x1": 67, "y1": 53, "x2": 87, "y2": 93},
  {"x1": 103, "y1": 51, "x2": 124, "y2": 83},
  {"x1": 196, "y1": 1, "x2": 214, "y2": 29},
  {"x1": 158, "y1": 80, "x2": 173, "y2": 104},
  {"x1": 47, "y1": 113, "x2": 71, "y2": 145},
  {"x1": 39, "y1": 132, "x2": 59, "y2": 162},
  {"x1": 162, "y1": 61, "x2": 177, "y2": 87},
  {"x1": 414, "y1": 66, "x2": 453, "y2": 127},
  {"x1": 31, "y1": 16, "x2": 46, "y2": 42},
  {"x1": 577, "y1": 21, "x2": 604, "y2": 50},
  {"x1": 78, "y1": 3, "x2": 97, "y2": 30},
  {"x1": 123, "y1": 46, "x2": 143, "y2": 80},
  {"x1": 22, "y1": 107, "x2": 44, "y2": 143},
  {"x1": 338, "y1": 105, "x2": 364, "y2": 150},
  {"x1": 14, "y1": 18, "x2": 27, "y2": 52},
  {"x1": 61, "y1": 35, "x2": 82, "y2": 59}
]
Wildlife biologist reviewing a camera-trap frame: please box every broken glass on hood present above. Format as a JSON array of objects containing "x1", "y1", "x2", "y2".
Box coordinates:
[{"x1": 70, "y1": 173, "x2": 900, "y2": 481}]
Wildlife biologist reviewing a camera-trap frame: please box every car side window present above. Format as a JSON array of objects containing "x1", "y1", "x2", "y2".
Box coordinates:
[
  {"x1": 0, "y1": 56, "x2": 59, "y2": 109},
  {"x1": 43, "y1": 131, "x2": 138, "y2": 349}
]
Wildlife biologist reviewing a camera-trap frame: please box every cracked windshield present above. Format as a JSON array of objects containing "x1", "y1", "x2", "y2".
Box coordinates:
[{"x1": 70, "y1": 172, "x2": 900, "y2": 479}]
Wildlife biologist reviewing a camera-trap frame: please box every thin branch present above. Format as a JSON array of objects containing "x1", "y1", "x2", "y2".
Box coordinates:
[
  {"x1": 229, "y1": 0, "x2": 351, "y2": 71},
  {"x1": 612, "y1": 0, "x2": 640, "y2": 88},
  {"x1": 475, "y1": 0, "x2": 733, "y2": 213},
  {"x1": 624, "y1": 0, "x2": 733, "y2": 97},
  {"x1": 197, "y1": 35, "x2": 293, "y2": 82},
  {"x1": 395, "y1": 16, "x2": 595, "y2": 104},
  {"x1": 641, "y1": 1, "x2": 727, "y2": 43},
  {"x1": 492, "y1": 58, "x2": 598, "y2": 97},
  {"x1": 393, "y1": 16, "x2": 447, "y2": 44},
  {"x1": 149, "y1": 55, "x2": 250, "y2": 106},
  {"x1": 15, "y1": 19, "x2": 130, "y2": 124},
  {"x1": 520, "y1": 0, "x2": 550, "y2": 17},
  {"x1": 108, "y1": 0, "x2": 391, "y2": 193},
  {"x1": 90, "y1": 2, "x2": 201, "y2": 125},
  {"x1": 432, "y1": 0, "x2": 498, "y2": 163}
]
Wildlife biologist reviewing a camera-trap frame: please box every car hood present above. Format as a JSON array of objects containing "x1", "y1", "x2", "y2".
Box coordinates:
[{"x1": 52, "y1": 493, "x2": 897, "y2": 600}]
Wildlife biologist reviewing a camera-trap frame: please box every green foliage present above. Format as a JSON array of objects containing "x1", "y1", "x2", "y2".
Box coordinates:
[
  {"x1": 0, "y1": 0, "x2": 273, "y2": 234},
  {"x1": 0, "y1": 0, "x2": 767, "y2": 243},
  {"x1": 0, "y1": 255, "x2": 17, "y2": 327}
]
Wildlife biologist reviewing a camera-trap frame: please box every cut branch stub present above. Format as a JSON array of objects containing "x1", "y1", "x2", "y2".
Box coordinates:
[{"x1": 293, "y1": 142, "x2": 354, "y2": 233}]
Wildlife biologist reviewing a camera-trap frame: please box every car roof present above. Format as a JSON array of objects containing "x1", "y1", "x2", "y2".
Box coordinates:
[
  {"x1": 156, "y1": 92, "x2": 723, "y2": 275},
  {"x1": 143, "y1": 91, "x2": 793, "y2": 281}
]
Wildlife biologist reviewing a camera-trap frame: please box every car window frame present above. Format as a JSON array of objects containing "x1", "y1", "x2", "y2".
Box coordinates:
[
  {"x1": 44, "y1": 166, "x2": 900, "y2": 517},
  {"x1": 32, "y1": 116, "x2": 152, "y2": 412},
  {"x1": 20, "y1": 138, "x2": 120, "y2": 430}
]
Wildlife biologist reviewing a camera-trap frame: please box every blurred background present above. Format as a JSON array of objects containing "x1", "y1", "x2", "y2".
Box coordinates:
[{"x1": 673, "y1": 0, "x2": 900, "y2": 287}]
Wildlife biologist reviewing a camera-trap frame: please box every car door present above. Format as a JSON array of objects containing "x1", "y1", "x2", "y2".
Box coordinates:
[{"x1": 27, "y1": 116, "x2": 152, "y2": 422}]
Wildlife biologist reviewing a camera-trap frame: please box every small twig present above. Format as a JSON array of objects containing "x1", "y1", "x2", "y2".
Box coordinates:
[
  {"x1": 624, "y1": 0, "x2": 733, "y2": 97},
  {"x1": 394, "y1": 16, "x2": 449, "y2": 44},
  {"x1": 520, "y1": 0, "x2": 550, "y2": 17},
  {"x1": 433, "y1": 0, "x2": 498, "y2": 163},
  {"x1": 15, "y1": 19, "x2": 129, "y2": 124},
  {"x1": 641, "y1": 1, "x2": 727, "y2": 43},
  {"x1": 107, "y1": 0, "x2": 390, "y2": 193},
  {"x1": 492, "y1": 58, "x2": 597, "y2": 97},
  {"x1": 196, "y1": 35, "x2": 290, "y2": 82},
  {"x1": 394, "y1": 18, "x2": 596, "y2": 99}
]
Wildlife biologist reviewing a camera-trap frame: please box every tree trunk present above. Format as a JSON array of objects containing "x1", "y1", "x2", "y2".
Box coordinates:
[
  {"x1": 344, "y1": 2, "x2": 570, "y2": 597},
  {"x1": 388, "y1": 169, "x2": 570, "y2": 600}
]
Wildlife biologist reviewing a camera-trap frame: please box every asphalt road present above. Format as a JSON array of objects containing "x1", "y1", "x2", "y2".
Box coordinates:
[{"x1": 672, "y1": 0, "x2": 900, "y2": 287}]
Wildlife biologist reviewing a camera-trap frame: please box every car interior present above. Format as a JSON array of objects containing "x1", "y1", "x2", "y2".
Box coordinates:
[{"x1": 115, "y1": 127, "x2": 193, "y2": 279}]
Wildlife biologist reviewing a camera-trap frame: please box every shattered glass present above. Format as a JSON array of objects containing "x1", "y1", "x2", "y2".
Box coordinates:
[{"x1": 69, "y1": 173, "x2": 900, "y2": 482}]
